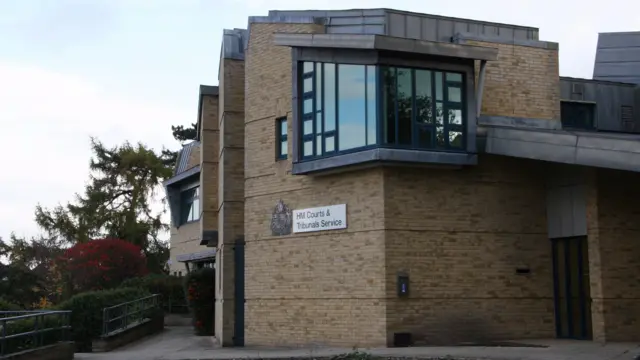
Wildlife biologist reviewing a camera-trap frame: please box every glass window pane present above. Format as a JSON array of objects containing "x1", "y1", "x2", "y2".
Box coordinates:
[
  {"x1": 316, "y1": 135, "x2": 322, "y2": 155},
  {"x1": 324, "y1": 63, "x2": 336, "y2": 132},
  {"x1": 415, "y1": 70, "x2": 433, "y2": 124},
  {"x1": 435, "y1": 72, "x2": 443, "y2": 101},
  {"x1": 436, "y1": 126, "x2": 445, "y2": 148},
  {"x1": 446, "y1": 72, "x2": 462, "y2": 82},
  {"x1": 303, "y1": 77, "x2": 313, "y2": 92},
  {"x1": 316, "y1": 64, "x2": 323, "y2": 111},
  {"x1": 304, "y1": 120, "x2": 313, "y2": 135},
  {"x1": 303, "y1": 141, "x2": 313, "y2": 156},
  {"x1": 449, "y1": 109, "x2": 462, "y2": 125},
  {"x1": 338, "y1": 64, "x2": 367, "y2": 151},
  {"x1": 193, "y1": 197, "x2": 200, "y2": 220},
  {"x1": 280, "y1": 119, "x2": 287, "y2": 136},
  {"x1": 448, "y1": 86, "x2": 462, "y2": 103},
  {"x1": 382, "y1": 67, "x2": 396, "y2": 144},
  {"x1": 436, "y1": 102, "x2": 444, "y2": 125},
  {"x1": 417, "y1": 126, "x2": 433, "y2": 149},
  {"x1": 366, "y1": 65, "x2": 377, "y2": 146},
  {"x1": 303, "y1": 98, "x2": 313, "y2": 114},
  {"x1": 325, "y1": 136, "x2": 335, "y2": 152},
  {"x1": 281, "y1": 140, "x2": 288, "y2": 156},
  {"x1": 397, "y1": 68, "x2": 412, "y2": 145},
  {"x1": 449, "y1": 131, "x2": 463, "y2": 148},
  {"x1": 303, "y1": 62, "x2": 313, "y2": 73}
]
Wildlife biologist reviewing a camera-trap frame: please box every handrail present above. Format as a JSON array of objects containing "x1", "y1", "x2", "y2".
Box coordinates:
[
  {"x1": 0, "y1": 310, "x2": 71, "y2": 357},
  {"x1": 102, "y1": 294, "x2": 160, "y2": 337}
]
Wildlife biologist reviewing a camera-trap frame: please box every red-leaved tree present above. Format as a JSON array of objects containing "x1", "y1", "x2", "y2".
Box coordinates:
[{"x1": 58, "y1": 238, "x2": 148, "y2": 293}]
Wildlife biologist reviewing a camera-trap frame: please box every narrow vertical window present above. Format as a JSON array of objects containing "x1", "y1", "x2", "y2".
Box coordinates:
[{"x1": 276, "y1": 117, "x2": 288, "y2": 160}]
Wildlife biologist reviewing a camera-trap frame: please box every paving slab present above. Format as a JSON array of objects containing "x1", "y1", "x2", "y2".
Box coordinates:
[{"x1": 74, "y1": 326, "x2": 640, "y2": 360}]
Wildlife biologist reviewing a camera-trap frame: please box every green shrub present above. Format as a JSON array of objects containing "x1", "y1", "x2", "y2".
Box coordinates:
[
  {"x1": 120, "y1": 274, "x2": 187, "y2": 313},
  {"x1": 184, "y1": 268, "x2": 214, "y2": 335},
  {"x1": 0, "y1": 298, "x2": 21, "y2": 311},
  {"x1": 56, "y1": 287, "x2": 151, "y2": 352},
  {"x1": 1, "y1": 313, "x2": 67, "y2": 355}
]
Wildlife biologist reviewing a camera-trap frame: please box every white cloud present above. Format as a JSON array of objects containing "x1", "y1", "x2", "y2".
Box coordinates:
[{"x1": 0, "y1": 62, "x2": 182, "y2": 240}]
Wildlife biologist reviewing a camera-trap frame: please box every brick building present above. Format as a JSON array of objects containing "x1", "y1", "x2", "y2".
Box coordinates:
[{"x1": 164, "y1": 9, "x2": 640, "y2": 348}]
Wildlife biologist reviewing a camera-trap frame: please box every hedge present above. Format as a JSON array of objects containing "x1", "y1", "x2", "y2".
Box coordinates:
[
  {"x1": 184, "y1": 268, "x2": 215, "y2": 335},
  {"x1": 56, "y1": 287, "x2": 151, "y2": 352},
  {"x1": 120, "y1": 274, "x2": 187, "y2": 313},
  {"x1": 1, "y1": 313, "x2": 67, "y2": 355},
  {"x1": 0, "y1": 298, "x2": 20, "y2": 311}
]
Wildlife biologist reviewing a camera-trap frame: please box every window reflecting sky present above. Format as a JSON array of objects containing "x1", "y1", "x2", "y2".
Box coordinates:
[{"x1": 336, "y1": 64, "x2": 377, "y2": 151}]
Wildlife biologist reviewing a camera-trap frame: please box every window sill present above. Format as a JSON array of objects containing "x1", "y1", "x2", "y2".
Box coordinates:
[
  {"x1": 176, "y1": 219, "x2": 200, "y2": 228},
  {"x1": 292, "y1": 148, "x2": 477, "y2": 175}
]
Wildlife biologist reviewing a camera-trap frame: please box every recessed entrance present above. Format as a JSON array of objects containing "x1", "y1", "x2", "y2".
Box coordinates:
[{"x1": 551, "y1": 236, "x2": 592, "y2": 340}]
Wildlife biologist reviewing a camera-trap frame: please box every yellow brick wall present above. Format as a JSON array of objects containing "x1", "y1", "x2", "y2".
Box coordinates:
[
  {"x1": 200, "y1": 95, "x2": 219, "y2": 238},
  {"x1": 244, "y1": 22, "x2": 389, "y2": 347},
  {"x1": 242, "y1": 23, "x2": 566, "y2": 347},
  {"x1": 169, "y1": 222, "x2": 200, "y2": 274},
  {"x1": 469, "y1": 41, "x2": 560, "y2": 121},
  {"x1": 588, "y1": 169, "x2": 640, "y2": 342},
  {"x1": 384, "y1": 155, "x2": 555, "y2": 345}
]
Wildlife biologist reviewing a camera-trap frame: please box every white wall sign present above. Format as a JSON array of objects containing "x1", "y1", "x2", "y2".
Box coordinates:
[{"x1": 292, "y1": 204, "x2": 347, "y2": 233}]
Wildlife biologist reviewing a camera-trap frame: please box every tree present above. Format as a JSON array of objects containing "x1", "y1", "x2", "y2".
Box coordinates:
[
  {"x1": 35, "y1": 138, "x2": 173, "y2": 273},
  {"x1": 0, "y1": 234, "x2": 64, "y2": 303},
  {"x1": 171, "y1": 123, "x2": 197, "y2": 142},
  {"x1": 0, "y1": 236, "x2": 48, "y2": 308},
  {"x1": 58, "y1": 238, "x2": 148, "y2": 293},
  {"x1": 162, "y1": 123, "x2": 198, "y2": 167}
]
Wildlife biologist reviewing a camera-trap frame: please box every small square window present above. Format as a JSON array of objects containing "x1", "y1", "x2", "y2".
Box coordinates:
[{"x1": 276, "y1": 117, "x2": 288, "y2": 160}]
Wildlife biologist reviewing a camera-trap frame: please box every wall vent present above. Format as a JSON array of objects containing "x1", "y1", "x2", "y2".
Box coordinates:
[{"x1": 621, "y1": 106, "x2": 636, "y2": 132}]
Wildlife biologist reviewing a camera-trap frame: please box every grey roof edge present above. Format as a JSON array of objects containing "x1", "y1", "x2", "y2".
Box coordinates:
[
  {"x1": 266, "y1": 8, "x2": 539, "y2": 32},
  {"x1": 560, "y1": 76, "x2": 638, "y2": 87},
  {"x1": 164, "y1": 165, "x2": 201, "y2": 188},
  {"x1": 196, "y1": 85, "x2": 219, "y2": 141},
  {"x1": 453, "y1": 32, "x2": 558, "y2": 50},
  {"x1": 273, "y1": 33, "x2": 498, "y2": 61},
  {"x1": 381, "y1": 8, "x2": 539, "y2": 32},
  {"x1": 598, "y1": 31, "x2": 640, "y2": 35},
  {"x1": 175, "y1": 248, "x2": 216, "y2": 263},
  {"x1": 478, "y1": 120, "x2": 640, "y2": 173}
]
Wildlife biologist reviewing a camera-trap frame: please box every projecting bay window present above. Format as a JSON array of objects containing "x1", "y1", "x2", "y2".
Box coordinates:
[
  {"x1": 300, "y1": 62, "x2": 378, "y2": 159},
  {"x1": 298, "y1": 61, "x2": 466, "y2": 161},
  {"x1": 180, "y1": 186, "x2": 200, "y2": 225},
  {"x1": 382, "y1": 67, "x2": 465, "y2": 150}
]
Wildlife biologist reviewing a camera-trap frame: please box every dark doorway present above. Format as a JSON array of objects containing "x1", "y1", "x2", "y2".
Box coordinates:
[
  {"x1": 552, "y1": 236, "x2": 592, "y2": 339},
  {"x1": 233, "y1": 237, "x2": 245, "y2": 346}
]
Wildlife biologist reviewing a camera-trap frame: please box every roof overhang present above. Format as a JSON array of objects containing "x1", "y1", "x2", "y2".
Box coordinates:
[
  {"x1": 479, "y1": 116, "x2": 640, "y2": 173},
  {"x1": 195, "y1": 85, "x2": 219, "y2": 141},
  {"x1": 163, "y1": 165, "x2": 201, "y2": 188},
  {"x1": 273, "y1": 33, "x2": 498, "y2": 61},
  {"x1": 176, "y1": 248, "x2": 216, "y2": 263}
]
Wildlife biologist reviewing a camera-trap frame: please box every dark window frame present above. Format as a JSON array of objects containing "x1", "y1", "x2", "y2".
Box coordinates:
[
  {"x1": 297, "y1": 61, "x2": 467, "y2": 162},
  {"x1": 179, "y1": 186, "x2": 200, "y2": 225},
  {"x1": 276, "y1": 117, "x2": 288, "y2": 160},
  {"x1": 560, "y1": 101, "x2": 596, "y2": 130}
]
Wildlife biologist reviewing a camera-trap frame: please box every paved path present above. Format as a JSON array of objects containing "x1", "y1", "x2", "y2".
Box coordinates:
[{"x1": 75, "y1": 326, "x2": 640, "y2": 360}]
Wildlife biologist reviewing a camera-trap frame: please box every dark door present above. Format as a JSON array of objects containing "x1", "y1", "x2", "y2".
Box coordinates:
[
  {"x1": 552, "y1": 236, "x2": 592, "y2": 339},
  {"x1": 233, "y1": 237, "x2": 245, "y2": 346}
]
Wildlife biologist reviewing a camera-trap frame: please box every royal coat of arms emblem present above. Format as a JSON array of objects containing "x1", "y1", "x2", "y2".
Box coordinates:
[{"x1": 270, "y1": 200, "x2": 293, "y2": 236}]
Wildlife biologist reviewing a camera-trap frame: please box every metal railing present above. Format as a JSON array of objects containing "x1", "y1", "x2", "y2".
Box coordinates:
[
  {"x1": 163, "y1": 297, "x2": 189, "y2": 314},
  {"x1": 102, "y1": 294, "x2": 160, "y2": 337},
  {"x1": 0, "y1": 310, "x2": 71, "y2": 357}
]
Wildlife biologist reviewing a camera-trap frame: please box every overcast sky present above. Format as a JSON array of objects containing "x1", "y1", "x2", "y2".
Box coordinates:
[{"x1": 0, "y1": 0, "x2": 637, "y2": 241}]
